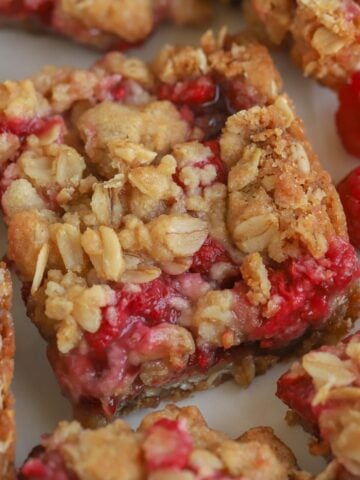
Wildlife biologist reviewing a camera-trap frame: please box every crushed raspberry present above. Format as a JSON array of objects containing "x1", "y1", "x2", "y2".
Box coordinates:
[
  {"x1": 253, "y1": 237, "x2": 359, "y2": 347},
  {"x1": 191, "y1": 236, "x2": 233, "y2": 275},
  {"x1": 337, "y1": 166, "x2": 360, "y2": 248},
  {"x1": 174, "y1": 140, "x2": 227, "y2": 189},
  {"x1": 158, "y1": 75, "x2": 262, "y2": 139},
  {"x1": 20, "y1": 450, "x2": 77, "y2": 480},
  {"x1": 0, "y1": 115, "x2": 64, "y2": 139},
  {"x1": 222, "y1": 77, "x2": 262, "y2": 112},
  {"x1": 336, "y1": 71, "x2": 360, "y2": 158},
  {"x1": 344, "y1": 0, "x2": 360, "y2": 21},
  {"x1": 276, "y1": 372, "x2": 318, "y2": 430},
  {"x1": 158, "y1": 76, "x2": 217, "y2": 106},
  {"x1": 200, "y1": 140, "x2": 227, "y2": 183},
  {"x1": 85, "y1": 309, "x2": 127, "y2": 353},
  {"x1": 144, "y1": 418, "x2": 193, "y2": 471},
  {"x1": 85, "y1": 276, "x2": 183, "y2": 353}
]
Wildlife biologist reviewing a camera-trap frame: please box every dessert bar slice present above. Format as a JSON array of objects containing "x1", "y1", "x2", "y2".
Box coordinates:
[
  {"x1": 0, "y1": 0, "x2": 211, "y2": 50},
  {"x1": 1, "y1": 30, "x2": 359, "y2": 425},
  {"x1": 0, "y1": 263, "x2": 14, "y2": 480},
  {"x1": 277, "y1": 331, "x2": 360, "y2": 479},
  {"x1": 19, "y1": 404, "x2": 309, "y2": 480},
  {"x1": 244, "y1": 0, "x2": 360, "y2": 89}
]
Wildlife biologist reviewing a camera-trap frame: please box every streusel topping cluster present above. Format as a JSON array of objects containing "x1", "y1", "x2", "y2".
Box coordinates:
[{"x1": 245, "y1": 0, "x2": 360, "y2": 88}]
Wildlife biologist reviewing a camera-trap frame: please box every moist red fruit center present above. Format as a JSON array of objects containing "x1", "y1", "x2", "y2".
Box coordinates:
[
  {"x1": 337, "y1": 166, "x2": 360, "y2": 248},
  {"x1": 253, "y1": 238, "x2": 360, "y2": 347},
  {"x1": 191, "y1": 235, "x2": 233, "y2": 275},
  {"x1": 158, "y1": 76, "x2": 217, "y2": 106},
  {"x1": 158, "y1": 75, "x2": 262, "y2": 139},
  {"x1": 0, "y1": 116, "x2": 63, "y2": 138},
  {"x1": 20, "y1": 450, "x2": 78, "y2": 480},
  {"x1": 276, "y1": 373, "x2": 318, "y2": 430},
  {"x1": 52, "y1": 236, "x2": 359, "y2": 414},
  {"x1": 222, "y1": 77, "x2": 262, "y2": 112},
  {"x1": 144, "y1": 418, "x2": 193, "y2": 471},
  {"x1": 85, "y1": 276, "x2": 183, "y2": 353},
  {"x1": 336, "y1": 71, "x2": 360, "y2": 158}
]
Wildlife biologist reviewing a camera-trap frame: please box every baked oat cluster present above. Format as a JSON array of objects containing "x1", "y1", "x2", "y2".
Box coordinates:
[
  {"x1": 244, "y1": 0, "x2": 360, "y2": 89},
  {"x1": 0, "y1": 30, "x2": 359, "y2": 423},
  {"x1": 0, "y1": 0, "x2": 211, "y2": 49},
  {"x1": 18, "y1": 404, "x2": 309, "y2": 480},
  {"x1": 277, "y1": 331, "x2": 360, "y2": 480}
]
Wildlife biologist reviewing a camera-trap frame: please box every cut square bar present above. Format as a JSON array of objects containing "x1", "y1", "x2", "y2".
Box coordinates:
[{"x1": 0, "y1": 30, "x2": 359, "y2": 425}]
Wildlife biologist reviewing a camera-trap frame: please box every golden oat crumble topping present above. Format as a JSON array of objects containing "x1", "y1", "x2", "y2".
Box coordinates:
[
  {"x1": 244, "y1": 0, "x2": 360, "y2": 88},
  {"x1": 23, "y1": 405, "x2": 306, "y2": 480},
  {"x1": 1, "y1": 31, "x2": 348, "y2": 355},
  {"x1": 223, "y1": 95, "x2": 345, "y2": 263}
]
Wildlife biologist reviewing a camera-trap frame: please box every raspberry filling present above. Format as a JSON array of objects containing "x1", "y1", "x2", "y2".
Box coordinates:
[
  {"x1": 143, "y1": 419, "x2": 245, "y2": 479},
  {"x1": 158, "y1": 75, "x2": 263, "y2": 139},
  {"x1": 85, "y1": 276, "x2": 184, "y2": 353},
  {"x1": 144, "y1": 419, "x2": 193, "y2": 471},
  {"x1": 276, "y1": 371, "x2": 318, "y2": 430},
  {"x1": 48, "y1": 236, "x2": 359, "y2": 417},
  {"x1": 191, "y1": 235, "x2": 233, "y2": 276},
  {"x1": 251, "y1": 237, "x2": 360, "y2": 348},
  {"x1": 0, "y1": 116, "x2": 63, "y2": 139},
  {"x1": 20, "y1": 449, "x2": 78, "y2": 480},
  {"x1": 336, "y1": 71, "x2": 360, "y2": 158},
  {"x1": 344, "y1": 0, "x2": 360, "y2": 21},
  {"x1": 337, "y1": 166, "x2": 360, "y2": 248}
]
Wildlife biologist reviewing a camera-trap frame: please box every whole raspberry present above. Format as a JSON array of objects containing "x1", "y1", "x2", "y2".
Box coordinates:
[
  {"x1": 336, "y1": 71, "x2": 360, "y2": 158},
  {"x1": 337, "y1": 166, "x2": 360, "y2": 248}
]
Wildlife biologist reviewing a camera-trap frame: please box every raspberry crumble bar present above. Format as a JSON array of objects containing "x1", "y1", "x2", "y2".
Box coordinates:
[
  {"x1": 1, "y1": 30, "x2": 359, "y2": 424},
  {"x1": 244, "y1": 0, "x2": 360, "y2": 89},
  {"x1": 277, "y1": 331, "x2": 360, "y2": 479},
  {"x1": 0, "y1": 0, "x2": 211, "y2": 50},
  {"x1": 0, "y1": 263, "x2": 14, "y2": 480},
  {"x1": 19, "y1": 404, "x2": 309, "y2": 480}
]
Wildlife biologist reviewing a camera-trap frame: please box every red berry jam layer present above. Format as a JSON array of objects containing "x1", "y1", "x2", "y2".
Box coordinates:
[
  {"x1": 47, "y1": 237, "x2": 359, "y2": 418},
  {"x1": 277, "y1": 332, "x2": 360, "y2": 477}
]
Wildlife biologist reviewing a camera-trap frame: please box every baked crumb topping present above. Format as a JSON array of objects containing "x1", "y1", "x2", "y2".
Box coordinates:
[
  {"x1": 245, "y1": 0, "x2": 360, "y2": 88},
  {"x1": 19, "y1": 404, "x2": 305, "y2": 480}
]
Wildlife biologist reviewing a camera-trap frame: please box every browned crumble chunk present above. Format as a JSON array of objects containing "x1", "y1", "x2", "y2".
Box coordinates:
[
  {"x1": 0, "y1": 0, "x2": 211, "y2": 50},
  {"x1": 244, "y1": 0, "x2": 360, "y2": 89}
]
